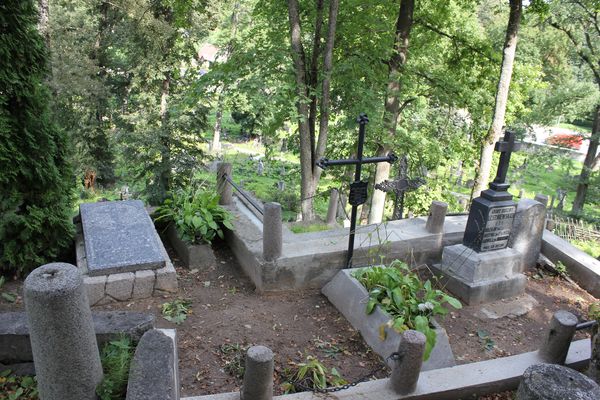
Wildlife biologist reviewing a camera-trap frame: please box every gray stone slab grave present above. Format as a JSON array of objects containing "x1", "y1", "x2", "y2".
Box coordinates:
[
  {"x1": 80, "y1": 200, "x2": 165, "y2": 276},
  {"x1": 322, "y1": 268, "x2": 455, "y2": 371}
]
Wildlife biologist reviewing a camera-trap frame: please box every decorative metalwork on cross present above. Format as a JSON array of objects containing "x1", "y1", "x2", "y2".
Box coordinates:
[
  {"x1": 374, "y1": 155, "x2": 425, "y2": 220},
  {"x1": 317, "y1": 113, "x2": 397, "y2": 268}
]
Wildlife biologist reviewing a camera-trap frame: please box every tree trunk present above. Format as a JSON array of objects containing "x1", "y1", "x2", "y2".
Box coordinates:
[
  {"x1": 308, "y1": 0, "x2": 324, "y2": 160},
  {"x1": 471, "y1": 0, "x2": 522, "y2": 200},
  {"x1": 368, "y1": 0, "x2": 414, "y2": 224},
  {"x1": 287, "y1": 0, "x2": 315, "y2": 220},
  {"x1": 37, "y1": 0, "x2": 50, "y2": 48},
  {"x1": 158, "y1": 74, "x2": 171, "y2": 201},
  {"x1": 312, "y1": 0, "x2": 339, "y2": 188},
  {"x1": 572, "y1": 104, "x2": 599, "y2": 213},
  {"x1": 211, "y1": 87, "x2": 224, "y2": 153}
]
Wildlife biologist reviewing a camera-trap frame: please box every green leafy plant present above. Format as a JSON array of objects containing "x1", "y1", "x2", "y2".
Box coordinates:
[
  {"x1": 96, "y1": 336, "x2": 135, "y2": 400},
  {"x1": 161, "y1": 299, "x2": 192, "y2": 324},
  {"x1": 281, "y1": 356, "x2": 347, "y2": 394},
  {"x1": 0, "y1": 369, "x2": 38, "y2": 400},
  {"x1": 352, "y1": 260, "x2": 462, "y2": 360},
  {"x1": 156, "y1": 186, "x2": 234, "y2": 245}
]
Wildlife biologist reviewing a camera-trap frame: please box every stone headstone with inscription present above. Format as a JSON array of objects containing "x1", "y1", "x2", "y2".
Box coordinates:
[
  {"x1": 80, "y1": 200, "x2": 165, "y2": 277},
  {"x1": 433, "y1": 131, "x2": 527, "y2": 305}
]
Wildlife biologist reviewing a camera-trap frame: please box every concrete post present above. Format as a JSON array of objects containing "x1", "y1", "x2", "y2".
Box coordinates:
[
  {"x1": 326, "y1": 188, "x2": 339, "y2": 225},
  {"x1": 263, "y1": 202, "x2": 282, "y2": 262},
  {"x1": 425, "y1": 201, "x2": 448, "y2": 234},
  {"x1": 217, "y1": 163, "x2": 233, "y2": 205},
  {"x1": 24, "y1": 263, "x2": 103, "y2": 400},
  {"x1": 539, "y1": 310, "x2": 578, "y2": 364},
  {"x1": 241, "y1": 345, "x2": 274, "y2": 400},
  {"x1": 389, "y1": 330, "x2": 426, "y2": 394},
  {"x1": 534, "y1": 194, "x2": 549, "y2": 207}
]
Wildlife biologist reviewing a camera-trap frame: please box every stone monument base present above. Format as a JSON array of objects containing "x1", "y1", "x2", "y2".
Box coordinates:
[{"x1": 432, "y1": 244, "x2": 526, "y2": 306}]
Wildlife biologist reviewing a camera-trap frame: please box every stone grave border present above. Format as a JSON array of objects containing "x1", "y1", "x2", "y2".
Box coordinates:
[
  {"x1": 166, "y1": 223, "x2": 216, "y2": 269},
  {"x1": 321, "y1": 268, "x2": 456, "y2": 371},
  {"x1": 75, "y1": 209, "x2": 178, "y2": 306}
]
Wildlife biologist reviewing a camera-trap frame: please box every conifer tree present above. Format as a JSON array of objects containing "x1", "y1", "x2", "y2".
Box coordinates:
[{"x1": 0, "y1": 0, "x2": 75, "y2": 275}]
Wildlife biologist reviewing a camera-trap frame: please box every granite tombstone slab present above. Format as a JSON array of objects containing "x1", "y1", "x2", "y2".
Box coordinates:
[{"x1": 80, "y1": 200, "x2": 165, "y2": 276}]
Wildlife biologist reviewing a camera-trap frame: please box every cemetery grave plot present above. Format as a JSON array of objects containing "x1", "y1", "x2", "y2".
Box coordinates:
[{"x1": 1, "y1": 240, "x2": 597, "y2": 398}]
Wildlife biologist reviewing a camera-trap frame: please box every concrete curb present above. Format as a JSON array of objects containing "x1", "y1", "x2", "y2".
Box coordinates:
[
  {"x1": 321, "y1": 268, "x2": 455, "y2": 370},
  {"x1": 182, "y1": 339, "x2": 590, "y2": 400},
  {"x1": 541, "y1": 230, "x2": 600, "y2": 297}
]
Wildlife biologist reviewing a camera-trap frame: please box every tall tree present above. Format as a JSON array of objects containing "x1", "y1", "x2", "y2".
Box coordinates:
[
  {"x1": 545, "y1": 0, "x2": 600, "y2": 214},
  {"x1": 0, "y1": 0, "x2": 74, "y2": 275},
  {"x1": 471, "y1": 0, "x2": 522, "y2": 199},
  {"x1": 368, "y1": 0, "x2": 415, "y2": 224},
  {"x1": 287, "y1": 0, "x2": 339, "y2": 221}
]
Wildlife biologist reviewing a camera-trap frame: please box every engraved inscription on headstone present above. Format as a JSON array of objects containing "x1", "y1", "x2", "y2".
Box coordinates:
[{"x1": 480, "y1": 205, "x2": 516, "y2": 251}]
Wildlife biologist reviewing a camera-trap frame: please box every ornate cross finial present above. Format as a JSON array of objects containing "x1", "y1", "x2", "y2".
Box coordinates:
[{"x1": 490, "y1": 130, "x2": 521, "y2": 191}]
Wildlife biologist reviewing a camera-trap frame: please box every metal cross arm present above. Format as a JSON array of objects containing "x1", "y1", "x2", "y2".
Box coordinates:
[
  {"x1": 317, "y1": 154, "x2": 398, "y2": 169},
  {"x1": 490, "y1": 130, "x2": 523, "y2": 191}
]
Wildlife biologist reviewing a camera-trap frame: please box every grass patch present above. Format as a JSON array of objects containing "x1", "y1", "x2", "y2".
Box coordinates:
[
  {"x1": 570, "y1": 239, "x2": 600, "y2": 258},
  {"x1": 96, "y1": 336, "x2": 135, "y2": 400},
  {"x1": 290, "y1": 223, "x2": 331, "y2": 234},
  {"x1": 557, "y1": 122, "x2": 592, "y2": 135}
]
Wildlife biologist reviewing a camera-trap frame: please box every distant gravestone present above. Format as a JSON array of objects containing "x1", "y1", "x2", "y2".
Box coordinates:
[
  {"x1": 80, "y1": 200, "x2": 165, "y2": 276},
  {"x1": 257, "y1": 159, "x2": 264, "y2": 175}
]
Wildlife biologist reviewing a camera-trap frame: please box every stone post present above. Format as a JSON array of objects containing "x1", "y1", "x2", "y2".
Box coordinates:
[
  {"x1": 326, "y1": 188, "x2": 339, "y2": 225},
  {"x1": 24, "y1": 263, "x2": 103, "y2": 400},
  {"x1": 539, "y1": 310, "x2": 578, "y2": 364},
  {"x1": 588, "y1": 324, "x2": 599, "y2": 384},
  {"x1": 389, "y1": 330, "x2": 426, "y2": 394},
  {"x1": 241, "y1": 345, "x2": 274, "y2": 400},
  {"x1": 217, "y1": 162, "x2": 233, "y2": 205},
  {"x1": 516, "y1": 364, "x2": 600, "y2": 400},
  {"x1": 534, "y1": 194, "x2": 549, "y2": 207},
  {"x1": 425, "y1": 201, "x2": 448, "y2": 234},
  {"x1": 263, "y1": 202, "x2": 282, "y2": 262}
]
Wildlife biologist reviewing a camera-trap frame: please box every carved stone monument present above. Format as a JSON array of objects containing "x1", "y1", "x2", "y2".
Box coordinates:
[{"x1": 433, "y1": 131, "x2": 526, "y2": 305}]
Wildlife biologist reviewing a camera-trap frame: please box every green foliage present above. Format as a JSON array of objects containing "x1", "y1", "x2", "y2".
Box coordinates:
[
  {"x1": 571, "y1": 239, "x2": 600, "y2": 259},
  {"x1": 161, "y1": 298, "x2": 192, "y2": 324},
  {"x1": 0, "y1": 369, "x2": 38, "y2": 400},
  {"x1": 352, "y1": 260, "x2": 462, "y2": 360},
  {"x1": 281, "y1": 356, "x2": 347, "y2": 394},
  {"x1": 0, "y1": 0, "x2": 75, "y2": 275},
  {"x1": 96, "y1": 336, "x2": 135, "y2": 400},
  {"x1": 156, "y1": 185, "x2": 233, "y2": 245}
]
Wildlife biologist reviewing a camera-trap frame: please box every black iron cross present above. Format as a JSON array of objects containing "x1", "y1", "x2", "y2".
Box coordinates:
[
  {"x1": 490, "y1": 130, "x2": 522, "y2": 192},
  {"x1": 374, "y1": 155, "x2": 425, "y2": 220},
  {"x1": 317, "y1": 114, "x2": 397, "y2": 268}
]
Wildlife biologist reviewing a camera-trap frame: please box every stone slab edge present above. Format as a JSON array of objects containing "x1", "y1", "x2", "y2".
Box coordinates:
[
  {"x1": 541, "y1": 230, "x2": 600, "y2": 297},
  {"x1": 157, "y1": 329, "x2": 179, "y2": 400},
  {"x1": 321, "y1": 268, "x2": 455, "y2": 371},
  {"x1": 182, "y1": 339, "x2": 590, "y2": 400}
]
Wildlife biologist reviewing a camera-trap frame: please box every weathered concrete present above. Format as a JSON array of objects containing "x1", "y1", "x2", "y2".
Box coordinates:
[
  {"x1": 133, "y1": 270, "x2": 156, "y2": 299},
  {"x1": 105, "y1": 272, "x2": 134, "y2": 301},
  {"x1": 589, "y1": 325, "x2": 600, "y2": 384},
  {"x1": 533, "y1": 194, "x2": 548, "y2": 207},
  {"x1": 155, "y1": 262, "x2": 178, "y2": 293},
  {"x1": 217, "y1": 163, "x2": 233, "y2": 205},
  {"x1": 24, "y1": 263, "x2": 103, "y2": 400},
  {"x1": 516, "y1": 363, "x2": 600, "y2": 400},
  {"x1": 390, "y1": 330, "x2": 426, "y2": 394},
  {"x1": 541, "y1": 230, "x2": 600, "y2": 297},
  {"x1": 508, "y1": 199, "x2": 546, "y2": 273},
  {"x1": 475, "y1": 294, "x2": 538, "y2": 320},
  {"x1": 432, "y1": 244, "x2": 526, "y2": 305},
  {"x1": 84, "y1": 275, "x2": 106, "y2": 306},
  {"x1": 1, "y1": 311, "x2": 154, "y2": 363},
  {"x1": 182, "y1": 339, "x2": 591, "y2": 400},
  {"x1": 263, "y1": 202, "x2": 283, "y2": 262},
  {"x1": 225, "y1": 195, "x2": 467, "y2": 292},
  {"x1": 425, "y1": 201, "x2": 448, "y2": 234},
  {"x1": 539, "y1": 310, "x2": 578, "y2": 364},
  {"x1": 80, "y1": 200, "x2": 165, "y2": 276},
  {"x1": 241, "y1": 346, "x2": 274, "y2": 400},
  {"x1": 126, "y1": 329, "x2": 176, "y2": 400},
  {"x1": 167, "y1": 223, "x2": 216, "y2": 269},
  {"x1": 322, "y1": 269, "x2": 455, "y2": 370}
]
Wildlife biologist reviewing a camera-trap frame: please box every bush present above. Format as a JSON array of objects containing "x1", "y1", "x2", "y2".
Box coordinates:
[
  {"x1": 0, "y1": 1, "x2": 75, "y2": 276},
  {"x1": 96, "y1": 336, "x2": 135, "y2": 400},
  {"x1": 155, "y1": 185, "x2": 233, "y2": 245}
]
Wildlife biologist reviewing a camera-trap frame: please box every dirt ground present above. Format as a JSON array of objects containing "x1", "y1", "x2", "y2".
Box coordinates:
[{"x1": 0, "y1": 240, "x2": 597, "y2": 399}]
